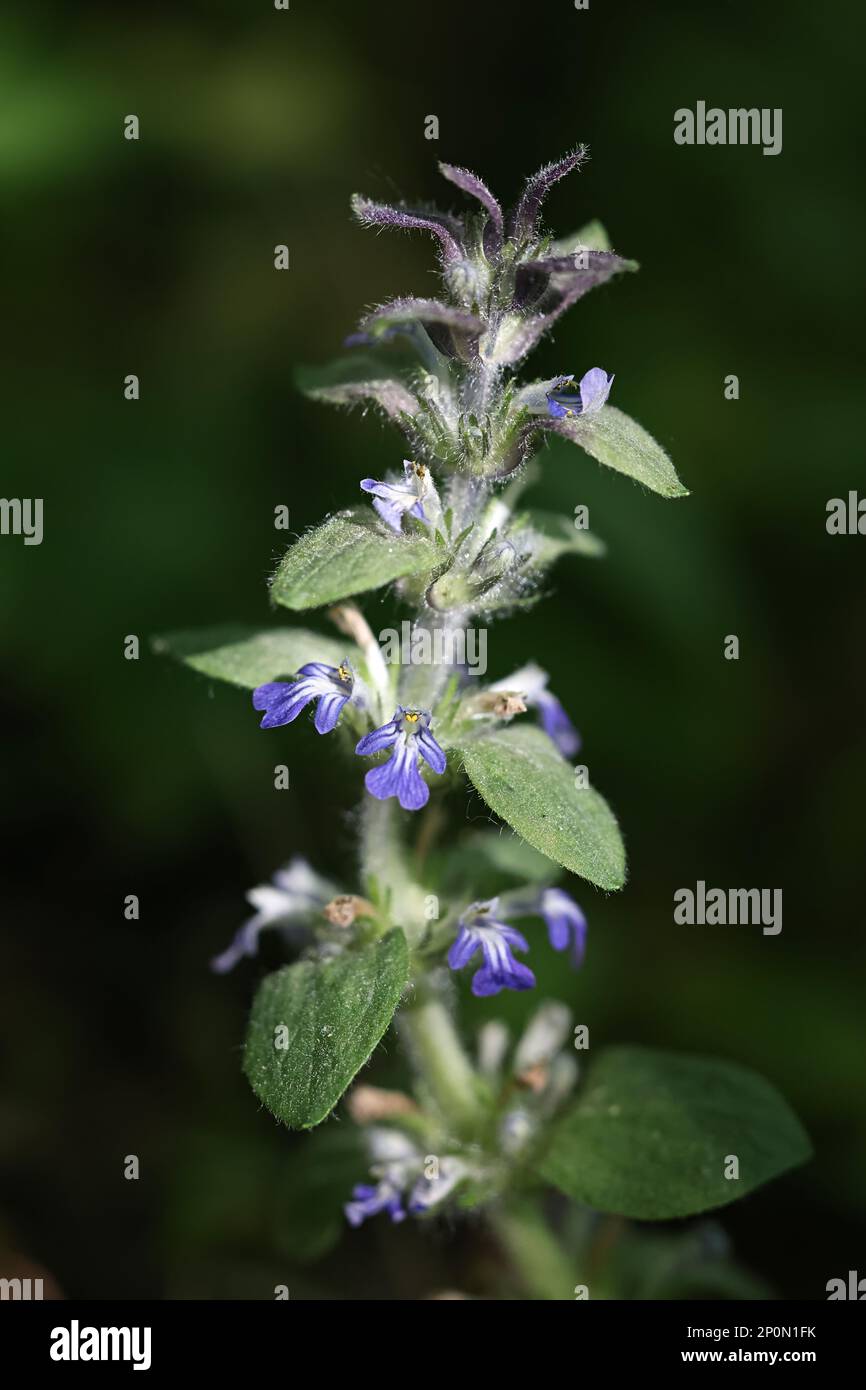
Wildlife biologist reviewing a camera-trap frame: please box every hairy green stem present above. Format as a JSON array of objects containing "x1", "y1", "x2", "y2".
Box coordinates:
[
  {"x1": 359, "y1": 795, "x2": 415, "y2": 931},
  {"x1": 491, "y1": 1200, "x2": 578, "y2": 1301},
  {"x1": 398, "y1": 987, "x2": 481, "y2": 1133}
]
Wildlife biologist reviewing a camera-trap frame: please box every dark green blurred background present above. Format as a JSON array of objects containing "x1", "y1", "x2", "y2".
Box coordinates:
[{"x1": 2, "y1": 0, "x2": 864, "y2": 1299}]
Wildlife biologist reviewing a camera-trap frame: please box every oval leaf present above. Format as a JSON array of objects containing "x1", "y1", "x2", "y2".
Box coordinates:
[
  {"x1": 271, "y1": 511, "x2": 439, "y2": 611},
  {"x1": 154, "y1": 623, "x2": 354, "y2": 689},
  {"x1": 296, "y1": 354, "x2": 419, "y2": 419},
  {"x1": 518, "y1": 508, "x2": 606, "y2": 563},
  {"x1": 547, "y1": 405, "x2": 688, "y2": 499},
  {"x1": 540, "y1": 1046, "x2": 812, "y2": 1220},
  {"x1": 458, "y1": 725, "x2": 625, "y2": 891},
  {"x1": 243, "y1": 929, "x2": 409, "y2": 1130}
]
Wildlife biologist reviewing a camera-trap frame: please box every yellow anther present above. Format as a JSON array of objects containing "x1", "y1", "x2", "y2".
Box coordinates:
[{"x1": 404, "y1": 710, "x2": 420, "y2": 723}]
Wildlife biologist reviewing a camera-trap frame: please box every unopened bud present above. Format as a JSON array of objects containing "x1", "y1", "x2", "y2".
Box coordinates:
[
  {"x1": 323, "y1": 894, "x2": 375, "y2": 928},
  {"x1": 347, "y1": 1085, "x2": 420, "y2": 1124}
]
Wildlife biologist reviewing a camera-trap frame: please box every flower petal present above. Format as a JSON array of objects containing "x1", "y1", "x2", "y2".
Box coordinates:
[
  {"x1": 365, "y1": 738, "x2": 429, "y2": 810},
  {"x1": 536, "y1": 689, "x2": 581, "y2": 757},
  {"x1": 472, "y1": 959, "x2": 536, "y2": 996},
  {"x1": 447, "y1": 925, "x2": 481, "y2": 971},
  {"x1": 297, "y1": 661, "x2": 340, "y2": 679},
  {"x1": 253, "y1": 679, "x2": 323, "y2": 729},
  {"x1": 356, "y1": 721, "x2": 400, "y2": 756},
  {"x1": 416, "y1": 728, "x2": 447, "y2": 774},
  {"x1": 210, "y1": 913, "x2": 264, "y2": 974},
  {"x1": 578, "y1": 367, "x2": 614, "y2": 415},
  {"x1": 314, "y1": 691, "x2": 349, "y2": 734}
]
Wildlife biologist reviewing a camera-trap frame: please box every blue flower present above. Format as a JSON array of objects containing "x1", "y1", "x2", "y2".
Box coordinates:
[
  {"x1": 539, "y1": 887, "x2": 588, "y2": 965},
  {"x1": 546, "y1": 367, "x2": 614, "y2": 420},
  {"x1": 210, "y1": 858, "x2": 336, "y2": 974},
  {"x1": 491, "y1": 662, "x2": 581, "y2": 758},
  {"x1": 360, "y1": 460, "x2": 440, "y2": 534},
  {"x1": 447, "y1": 898, "x2": 536, "y2": 997},
  {"x1": 355, "y1": 707, "x2": 446, "y2": 811},
  {"x1": 505, "y1": 885, "x2": 588, "y2": 967},
  {"x1": 252, "y1": 659, "x2": 355, "y2": 735},
  {"x1": 344, "y1": 1181, "x2": 406, "y2": 1228}
]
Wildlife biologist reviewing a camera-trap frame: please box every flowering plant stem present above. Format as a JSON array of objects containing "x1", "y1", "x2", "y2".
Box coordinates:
[
  {"x1": 398, "y1": 990, "x2": 481, "y2": 1134},
  {"x1": 492, "y1": 1202, "x2": 581, "y2": 1302},
  {"x1": 161, "y1": 148, "x2": 812, "y2": 1281}
]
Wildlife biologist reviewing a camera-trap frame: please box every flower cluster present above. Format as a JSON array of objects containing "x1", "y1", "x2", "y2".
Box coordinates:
[
  {"x1": 250, "y1": 651, "x2": 582, "y2": 811},
  {"x1": 213, "y1": 851, "x2": 588, "y2": 1009},
  {"x1": 343, "y1": 1001, "x2": 581, "y2": 1229},
  {"x1": 254, "y1": 658, "x2": 448, "y2": 812}
]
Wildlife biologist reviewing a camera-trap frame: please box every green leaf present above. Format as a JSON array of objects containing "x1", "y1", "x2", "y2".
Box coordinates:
[
  {"x1": 516, "y1": 508, "x2": 606, "y2": 563},
  {"x1": 271, "y1": 510, "x2": 439, "y2": 611},
  {"x1": 548, "y1": 405, "x2": 688, "y2": 499},
  {"x1": 458, "y1": 725, "x2": 625, "y2": 891},
  {"x1": 295, "y1": 354, "x2": 419, "y2": 420},
  {"x1": 243, "y1": 930, "x2": 409, "y2": 1129},
  {"x1": 550, "y1": 219, "x2": 614, "y2": 255},
  {"x1": 539, "y1": 1046, "x2": 812, "y2": 1220},
  {"x1": 154, "y1": 623, "x2": 355, "y2": 689}
]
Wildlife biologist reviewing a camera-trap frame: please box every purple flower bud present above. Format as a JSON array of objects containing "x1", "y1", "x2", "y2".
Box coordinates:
[{"x1": 355, "y1": 707, "x2": 447, "y2": 812}]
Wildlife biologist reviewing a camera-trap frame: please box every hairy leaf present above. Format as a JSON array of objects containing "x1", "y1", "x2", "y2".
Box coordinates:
[
  {"x1": 458, "y1": 725, "x2": 625, "y2": 891},
  {"x1": 540, "y1": 1046, "x2": 812, "y2": 1220},
  {"x1": 243, "y1": 930, "x2": 409, "y2": 1130},
  {"x1": 154, "y1": 624, "x2": 354, "y2": 689},
  {"x1": 296, "y1": 355, "x2": 419, "y2": 419},
  {"x1": 271, "y1": 511, "x2": 439, "y2": 611},
  {"x1": 360, "y1": 297, "x2": 483, "y2": 339},
  {"x1": 544, "y1": 405, "x2": 688, "y2": 499},
  {"x1": 516, "y1": 508, "x2": 606, "y2": 564},
  {"x1": 550, "y1": 219, "x2": 614, "y2": 255}
]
